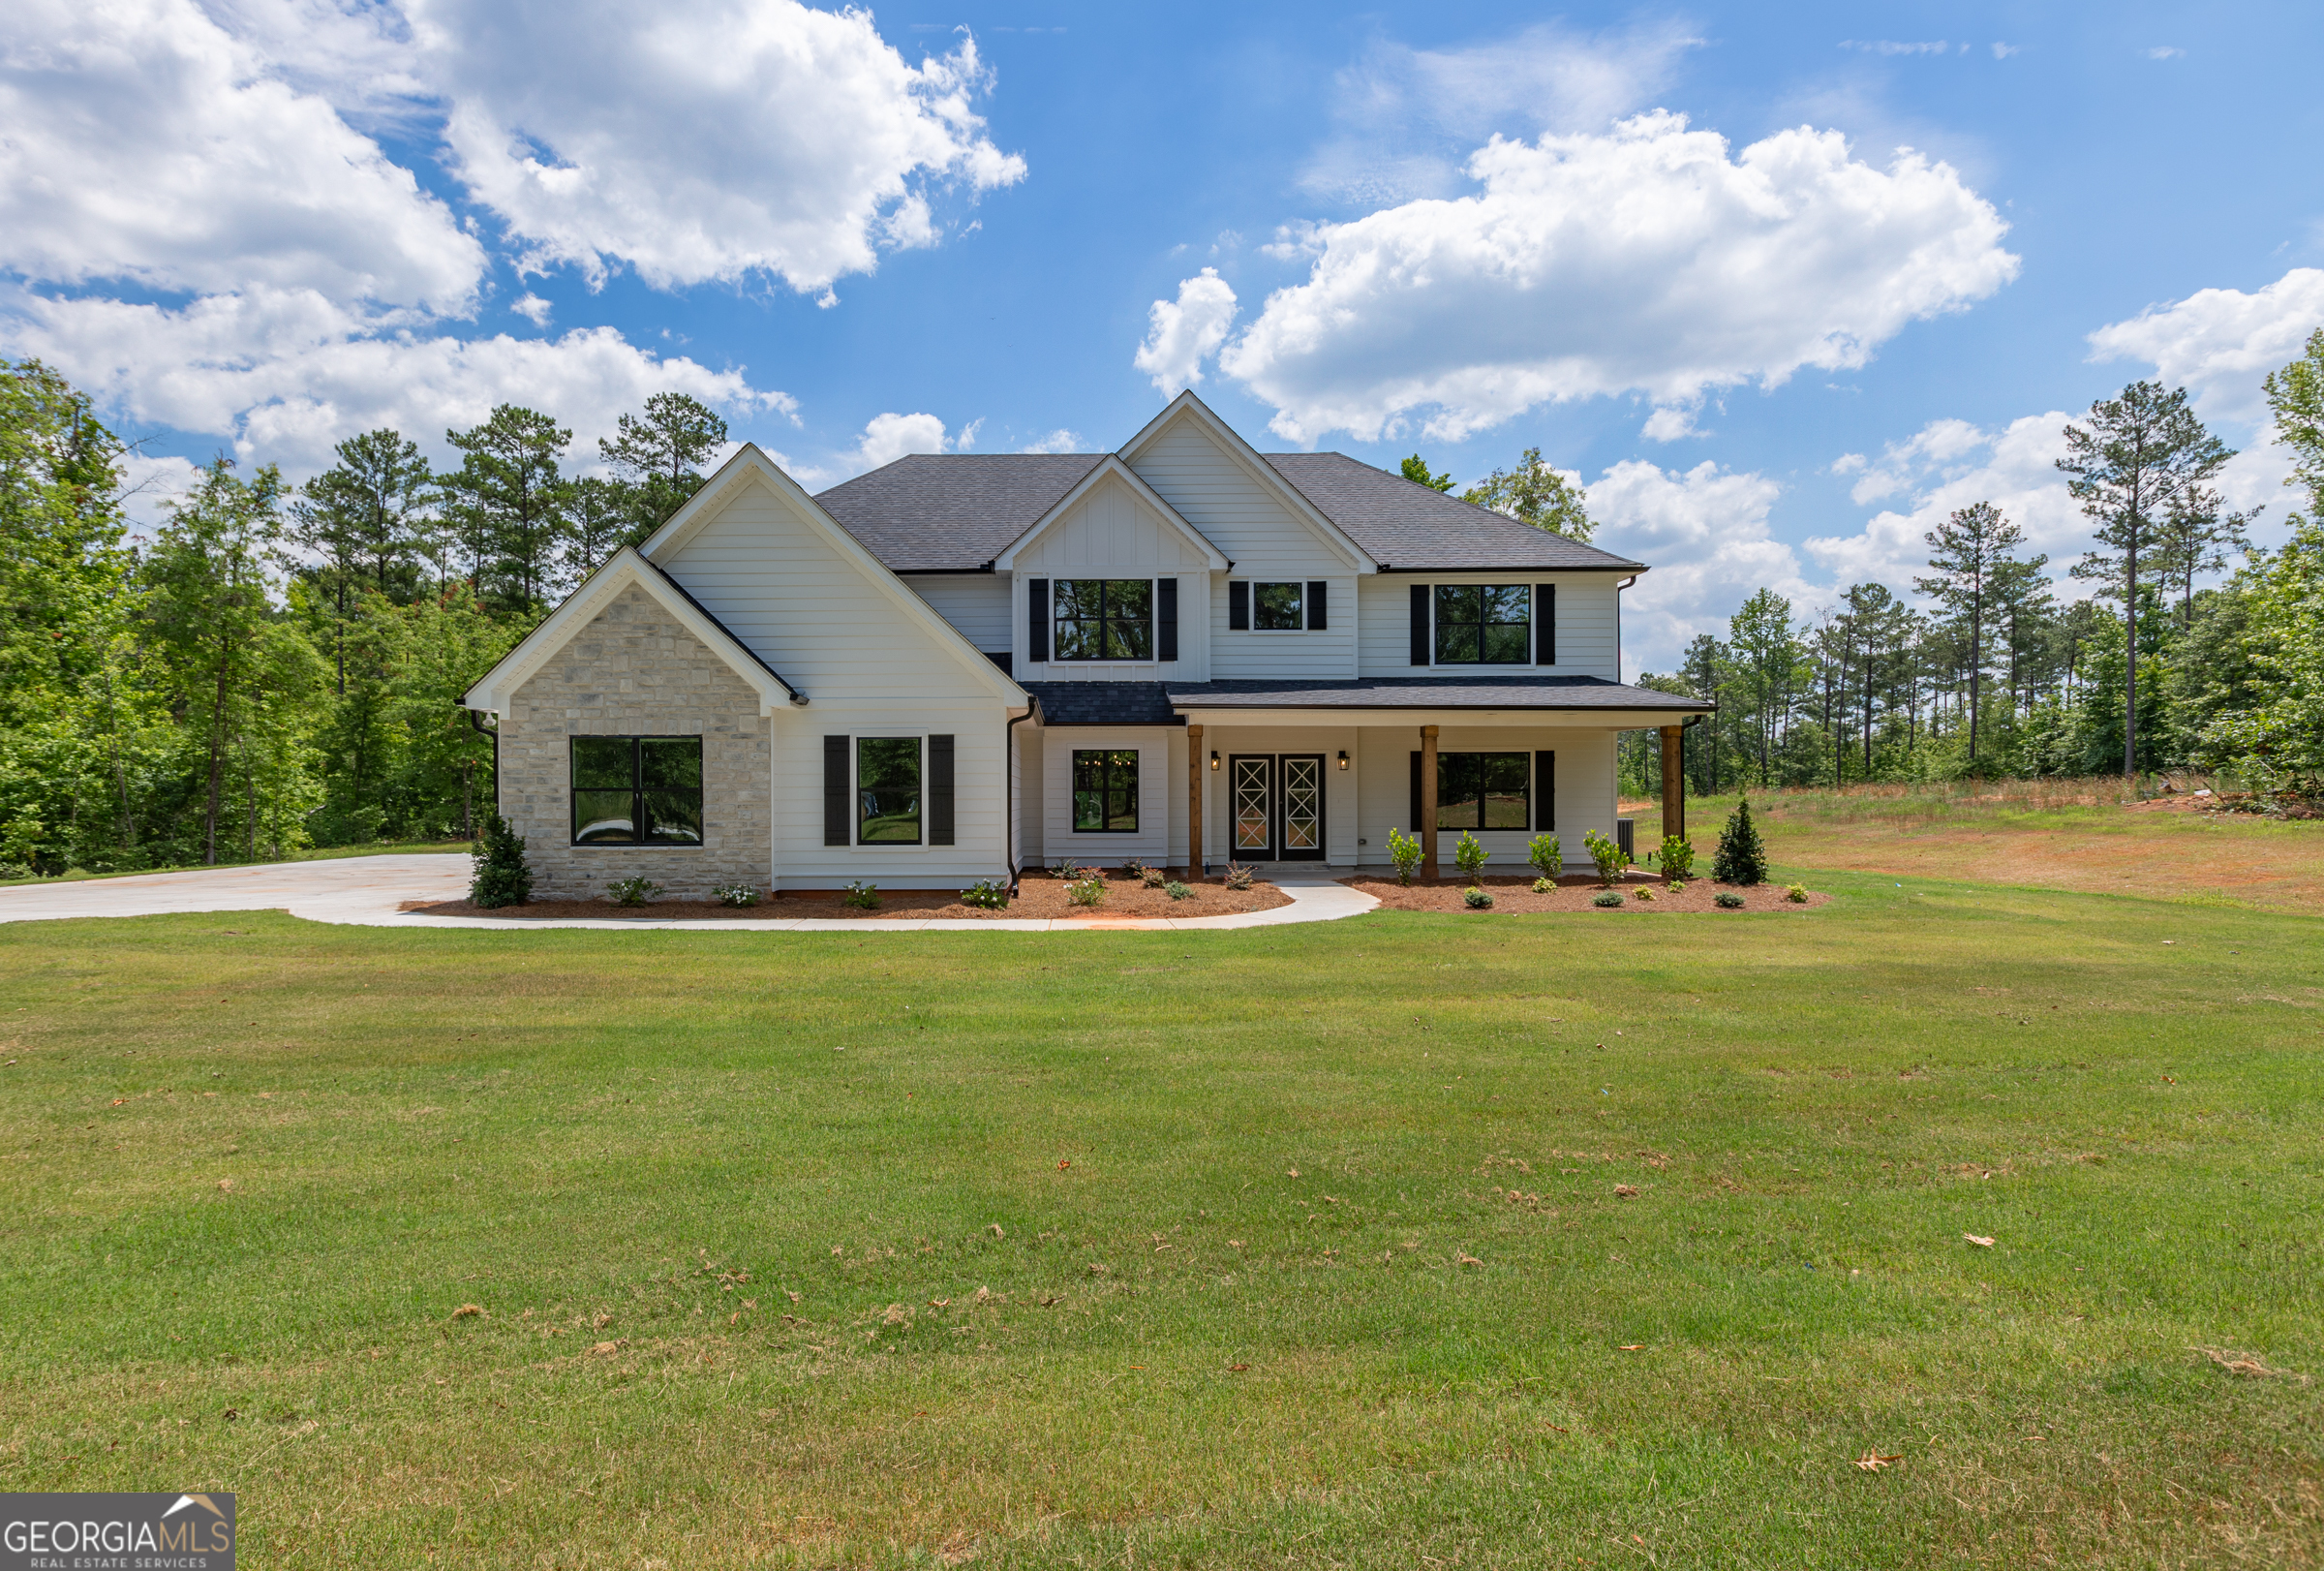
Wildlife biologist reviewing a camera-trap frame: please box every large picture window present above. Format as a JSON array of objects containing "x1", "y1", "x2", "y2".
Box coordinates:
[
  {"x1": 1434, "y1": 584, "x2": 1531, "y2": 664},
  {"x1": 858, "y1": 737, "x2": 922, "y2": 844},
  {"x1": 1436, "y1": 752, "x2": 1530, "y2": 830},
  {"x1": 570, "y1": 736, "x2": 703, "y2": 846},
  {"x1": 1054, "y1": 579, "x2": 1154, "y2": 661},
  {"x1": 1253, "y1": 582, "x2": 1303, "y2": 630},
  {"x1": 1072, "y1": 750, "x2": 1140, "y2": 832}
]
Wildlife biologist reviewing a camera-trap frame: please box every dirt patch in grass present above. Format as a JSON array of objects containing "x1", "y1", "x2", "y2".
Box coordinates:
[
  {"x1": 405, "y1": 872, "x2": 1290, "y2": 922},
  {"x1": 1342, "y1": 873, "x2": 1825, "y2": 914}
]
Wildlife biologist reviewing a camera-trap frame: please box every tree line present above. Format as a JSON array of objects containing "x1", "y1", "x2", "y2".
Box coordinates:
[{"x1": 0, "y1": 367, "x2": 730, "y2": 876}]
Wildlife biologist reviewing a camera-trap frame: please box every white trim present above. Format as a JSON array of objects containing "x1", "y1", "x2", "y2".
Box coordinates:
[
  {"x1": 459, "y1": 548, "x2": 792, "y2": 717},
  {"x1": 1118, "y1": 392, "x2": 1376, "y2": 573},
  {"x1": 1173, "y1": 707, "x2": 1695, "y2": 728},
  {"x1": 640, "y1": 444, "x2": 1027, "y2": 708},
  {"x1": 850, "y1": 732, "x2": 930, "y2": 849},
  {"x1": 991, "y1": 455, "x2": 1228, "y2": 571}
]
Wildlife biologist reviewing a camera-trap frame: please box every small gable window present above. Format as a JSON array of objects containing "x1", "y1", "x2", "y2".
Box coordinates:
[
  {"x1": 570, "y1": 736, "x2": 704, "y2": 847},
  {"x1": 1253, "y1": 582, "x2": 1303, "y2": 631},
  {"x1": 1434, "y1": 584, "x2": 1531, "y2": 664},
  {"x1": 1072, "y1": 749, "x2": 1140, "y2": 833},
  {"x1": 1437, "y1": 752, "x2": 1530, "y2": 831},
  {"x1": 1053, "y1": 578, "x2": 1154, "y2": 661},
  {"x1": 858, "y1": 737, "x2": 923, "y2": 844}
]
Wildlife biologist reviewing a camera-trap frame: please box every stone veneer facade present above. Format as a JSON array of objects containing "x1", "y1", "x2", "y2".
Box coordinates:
[{"x1": 500, "y1": 584, "x2": 770, "y2": 900}]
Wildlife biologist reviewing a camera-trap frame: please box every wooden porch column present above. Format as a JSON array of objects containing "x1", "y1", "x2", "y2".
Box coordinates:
[
  {"x1": 1187, "y1": 724, "x2": 1205, "y2": 878},
  {"x1": 1660, "y1": 724, "x2": 1685, "y2": 845},
  {"x1": 1420, "y1": 724, "x2": 1440, "y2": 879}
]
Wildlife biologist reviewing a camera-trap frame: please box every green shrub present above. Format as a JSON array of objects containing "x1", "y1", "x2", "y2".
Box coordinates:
[
  {"x1": 1387, "y1": 826, "x2": 1422, "y2": 885},
  {"x1": 1786, "y1": 882, "x2": 1809, "y2": 904},
  {"x1": 1714, "y1": 890, "x2": 1745, "y2": 909},
  {"x1": 1068, "y1": 877, "x2": 1107, "y2": 907},
  {"x1": 1666, "y1": 878, "x2": 1688, "y2": 895},
  {"x1": 606, "y1": 876, "x2": 663, "y2": 907},
  {"x1": 468, "y1": 815, "x2": 533, "y2": 908},
  {"x1": 1531, "y1": 876, "x2": 1554, "y2": 894},
  {"x1": 1634, "y1": 886, "x2": 1655, "y2": 902},
  {"x1": 1463, "y1": 886, "x2": 1494, "y2": 909},
  {"x1": 1526, "y1": 833, "x2": 1561, "y2": 881},
  {"x1": 843, "y1": 879, "x2": 881, "y2": 910},
  {"x1": 1592, "y1": 890, "x2": 1624, "y2": 909},
  {"x1": 1045, "y1": 857, "x2": 1078, "y2": 880},
  {"x1": 1582, "y1": 828, "x2": 1629, "y2": 886},
  {"x1": 0, "y1": 861, "x2": 35, "y2": 882},
  {"x1": 1224, "y1": 862, "x2": 1255, "y2": 891},
  {"x1": 1711, "y1": 799, "x2": 1768, "y2": 886},
  {"x1": 1163, "y1": 879, "x2": 1194, "y2": 901},
  {"x1": 1452, "y1": 829, "x2": 1487, "y2": 884},
  {"x1": 1658, "y1": 834, "x2": 1695, "y2": 882},
  {"x1": 711, "y1": 882, "x2": 759, "y2": 908},
  {"x1": 958, "y1": 878, "x2": 1010, "y2": 909}
]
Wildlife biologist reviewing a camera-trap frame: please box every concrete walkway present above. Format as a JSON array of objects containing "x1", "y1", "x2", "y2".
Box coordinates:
[{"x1": 0, "y1": 854, "x2": 1379, "y2": 934}]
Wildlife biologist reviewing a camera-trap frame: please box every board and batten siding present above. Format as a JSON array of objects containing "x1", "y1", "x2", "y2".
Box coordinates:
[
  {"x1": 1357, "y1": 573, "x2": 1623, "y2": 680},
  {"x1": 1010, "y1": 471, "x2": 1215, "y2": 681},
  {"x1": 902, "y1": 574, "x2": 1011, "y2": 652},
  {"x1": 657, "y1": 474, "x2": 1017, "y2": 887},
  {"x1": 1126, "y1": 422, "x2": 1357, "y2": 578}
]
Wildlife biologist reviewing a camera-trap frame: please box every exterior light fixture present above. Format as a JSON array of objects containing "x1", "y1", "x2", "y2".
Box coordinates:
[
  {"x1": 1335, "y1": 750, "x2": 1350, "y2": 770},
  {"x1": 1208, "y1": 751, "x2": 1220, "y2": 771}
]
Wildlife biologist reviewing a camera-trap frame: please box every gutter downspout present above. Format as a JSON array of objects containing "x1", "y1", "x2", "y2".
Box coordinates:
[
  {"x1": 462, "y1": 704, "x2": 498, "y2": 832},
  {"x1": 1006, "y1": 705, "x2": 1037, "y2": 895}
]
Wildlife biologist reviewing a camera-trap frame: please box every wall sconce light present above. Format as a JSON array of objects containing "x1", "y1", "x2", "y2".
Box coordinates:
[
  {"x1": 1335, "y1": 750, "x2": 1350, "y2": 770},
  {"x1": 1208, "y1": 751, "x2": 1220, "y2": 771}
]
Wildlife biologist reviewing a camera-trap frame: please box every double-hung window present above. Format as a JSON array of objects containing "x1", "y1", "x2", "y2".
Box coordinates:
[
  {"x1": 1053, "y1": 579, "x2": 1153, "y2": 661},
  {"x1": 1071, "y1": 750, "x2": 1139, "y2": 832},
  {"x1": 1434, "y1": 585, "x2": 1530, "y2": 663},
  {"x1": 857, "y1": 737, "x2": 922, "y2": 844},
  {"x1": 570, "y1": 736, "x2": 703, "y2": 846},
  {"x1": 1436, "y1": 752, "x2": 1530, "y2": 830}
]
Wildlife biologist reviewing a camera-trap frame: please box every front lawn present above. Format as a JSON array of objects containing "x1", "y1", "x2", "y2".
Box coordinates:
[{"x1": 1, "y1": 872, "x2": 2317, "y2": 1566}]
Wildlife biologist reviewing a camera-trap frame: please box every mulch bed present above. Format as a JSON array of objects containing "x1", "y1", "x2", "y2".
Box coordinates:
[
  {"x1": 404, "y1": 871, "x2": 1291, "y2": 922},
  {"x1": 1342, "y1": 872, "x2": 1827, "y2": 914}
]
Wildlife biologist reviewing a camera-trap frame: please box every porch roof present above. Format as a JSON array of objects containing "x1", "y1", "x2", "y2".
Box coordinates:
[
  {"x1": 1022, "y1": 680, "x2": 1185, "y2": 726},
  {"x1": 1162, "y1": 676, "x2": 1713, "y2": 713}
]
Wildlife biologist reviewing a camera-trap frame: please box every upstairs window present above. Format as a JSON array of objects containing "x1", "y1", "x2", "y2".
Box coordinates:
[
  {"x1": 1053, "y1": 579, "x2": 1154, "y2": 661},
  {"x1": 1434, "y1": 584, "x2": 1530, "y2": 664},
  {"x1": 570, "y1": 736, "x2": 703, "y2": 846},
  {"x1": 1253, "y1": 582, "x2": 1303, "y2": 630}
]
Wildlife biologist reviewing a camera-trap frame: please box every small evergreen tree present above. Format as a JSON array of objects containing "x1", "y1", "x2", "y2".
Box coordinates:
[
  {"x1": 1711, "y1": 798, "x2": 1768, "y2": 885},
  {"x1": 470, "y1": 814, "x2": 532, "y2": 907}
]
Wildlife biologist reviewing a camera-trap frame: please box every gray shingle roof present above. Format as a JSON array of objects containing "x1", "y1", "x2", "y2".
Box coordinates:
[
  {"x1": 1022, "y1": 681, "x2": 1183, "y2": 726},
  {"x1": 811, "y1": 450, "x2": 1644, "y2": 573},
  {"x1": 815, "y1": 453, "x2": 1105, "y2": 571},
  {"x1": 1165, "y1": 677, "x2": 1711, "y2": 712},
  {"x1": 1261, "y1": 453, "x2": 1642, "y2": 571}
]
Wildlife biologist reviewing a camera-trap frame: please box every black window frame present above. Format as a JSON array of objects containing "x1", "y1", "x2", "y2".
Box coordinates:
[
  {"x1": 1071, "y1": 749, "x2": 1140, "y2": 833},
  {"x1": 569, "y1": 734, "x2": 705, "y2": 847},
  {"x1": 1052, "y1": 578, "x2": 1156, "y2": 662},
  {"x1": 1251, "y1": 581, "x2": 1304, "y2": 631},
  {"x1": 856, "y1": 735, "x2": 925, "y2": 846},
  {"x1": 1432, "y1": 583, "x2": 1533, "y2": 665},
  {"x1": 1434, "y1": 751, "x2": 1531, "y2": 831}
]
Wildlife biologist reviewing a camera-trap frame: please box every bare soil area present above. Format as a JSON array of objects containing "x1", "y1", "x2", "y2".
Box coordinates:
[
  {"x1": 1342, "y1": 873, "x2": 1826, "y2": 914},
  {"x1": 405, "y1": 871, "x2": 1291, "y2": 922}
]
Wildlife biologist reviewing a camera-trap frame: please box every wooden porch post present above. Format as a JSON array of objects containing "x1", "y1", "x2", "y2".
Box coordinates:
[
  {"x1": 1187, "y1": 724, "x2": 1205, "y2": 878},
  {"x1": 1660, "y1": 724, "x2": 1685, "y2": 845},
  {"x1": 1420, "y1": 724, "x2": 1440, "y2": 879}
]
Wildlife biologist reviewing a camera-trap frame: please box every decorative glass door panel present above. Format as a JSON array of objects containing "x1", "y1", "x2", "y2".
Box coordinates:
[
  {"x1": 1233, "y1": 756, "x2": 1273, "y2": 856},
  {"x1": 1281, "y1": 756, "x2": 1321, "y2": 854}
]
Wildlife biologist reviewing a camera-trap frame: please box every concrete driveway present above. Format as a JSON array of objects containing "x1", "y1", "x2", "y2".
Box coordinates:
[{"x1": 0, "y1": 853, "x2": 1375, "y2": 932}]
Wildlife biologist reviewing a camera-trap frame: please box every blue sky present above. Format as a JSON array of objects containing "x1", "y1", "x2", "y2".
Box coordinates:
[{"x1": 6, "y1": 0, "x2": 2322, "y2": 670}]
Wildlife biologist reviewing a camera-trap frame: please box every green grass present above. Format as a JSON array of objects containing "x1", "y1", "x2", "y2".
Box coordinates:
[
  {"x1": 0, "y1": 841, "x2": 472, "y2": 888},
  {"x1": 2, "y1": 871, "x2": 2319, "y2": 1567}
]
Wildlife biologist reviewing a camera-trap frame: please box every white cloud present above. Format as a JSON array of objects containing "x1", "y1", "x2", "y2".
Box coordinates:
[
  {"x1": 510, "y1": 293, "x2": 554, "y2": 327},
  {"x1": 1640, "y1": 404, "x2": 1703, "y2": 442},
  {"x1": 1018, "y1": 428, "x2": 1084, "y2": 453},
  {"x1": 0, "y1": 0, "x2": 484, "y2": 310},
  {"x1": 114, "y1": 449, "x2": 209, "y2": 534},
  {"x1": 427, "y1": 0, "x2": 1025, "y2": 292},
  {"x1": 1586, "y1": 458, "x2": 1799, "y2": 674},
  {"x1": 1219, "y1": 111, "x2": 2020, "y2": 444},
  {"x1": 3, "y1": 286, "x2": 795, "y2": 475},
  {"x1": 1991, "y1": 43, "x2": 2019, "y2": 59},
  {"x1": 1840, "y1": 41, "x2": 1952, "y2": 56},
  {"x1": 853, "y1": 411, "x2": 950, "y2": 471},
  {"x1": 2085, "y1": 266, "x2": 2324, "y2": 425},
  {"x1": 2147, "y1": 46, "x2": 2185, "y2": 60},
  {"x1": 1133, "y1": 268, "x2": 1238, "y2": 396}
]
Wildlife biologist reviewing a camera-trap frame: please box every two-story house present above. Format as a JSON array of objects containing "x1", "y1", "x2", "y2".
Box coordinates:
[{"x1": 460, "y1": 391, "x2": 1711, "y2": 896}]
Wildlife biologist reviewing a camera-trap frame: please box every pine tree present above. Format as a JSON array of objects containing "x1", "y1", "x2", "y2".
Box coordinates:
[
  {"x1": 1711, "y1": 798, "x2": 1768, "y2": 886},
  {"x1": 1399, "y1": 453, "x2": 1454, "y2": 492},
  {"x1": 470, "y1": 814, "x2": 533, "y2": 907}
]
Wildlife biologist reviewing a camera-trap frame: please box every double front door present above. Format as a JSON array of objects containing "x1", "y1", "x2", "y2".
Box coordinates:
[{"x1": 1229, "y1": 754, "x2": 1326, "y2": 862}]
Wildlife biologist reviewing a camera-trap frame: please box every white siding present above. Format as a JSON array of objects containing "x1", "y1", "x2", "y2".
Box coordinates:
[
  {"x1": 1010, "y1": 472, "x2": 1215, "y2": 681},
  {"x1": 1013, "y1": 571, "x2": 1211, "y2": 682},
  {"x1": 658, "y1": 475, "x2": 1017, "y2": 887},
  {"x1": 1040, "y1": 726, "x2": 1186, "y2": 869},
  {"x1": 1209, "y1": 574, "x2": 1357, "y2": 679},
  {"x1": 1126, "y1": 421, "x2": 1358, "y2": 577},
  {"x1": 902, "y1": 574, "x2": 1010, "y2": 651},
  {"x1": 1353, "y1": 725, "x2": 1619, "y2": 871},
  {"x1": 1357, "y1": 573, "x2": 1624, "y2": 680}
]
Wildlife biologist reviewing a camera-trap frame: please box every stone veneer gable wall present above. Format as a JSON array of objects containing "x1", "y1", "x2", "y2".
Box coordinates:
[{"x1": 500, "y1": 584, "x2": 770, "y2": 899}]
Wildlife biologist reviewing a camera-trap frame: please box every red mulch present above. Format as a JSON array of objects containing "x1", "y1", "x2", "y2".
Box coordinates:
[
  {"x1": 1342, "y1": 872, "x2": 1827, "y2": 914},
  {"x1": 404, "y1": 871, "x2": 1290, "y2": 922}
]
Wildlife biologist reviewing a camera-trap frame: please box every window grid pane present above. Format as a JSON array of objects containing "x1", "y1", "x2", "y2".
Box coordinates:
[
  {"x1": 571, "y1": 736, "x2": 703, "y2": 846},
  {"x1": 1431, "y1": 584, "x2": 1531, "y2": 665},
  {"x1": 1434, "y1": 751, "x2": 1529, "y2": 831},
  {"x1": 1054, "y1": 579, "x2": 1154, "y2": 662},
  {"x1": 1072, "y1": 749, "x2": 1139, "y2": 832}
]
